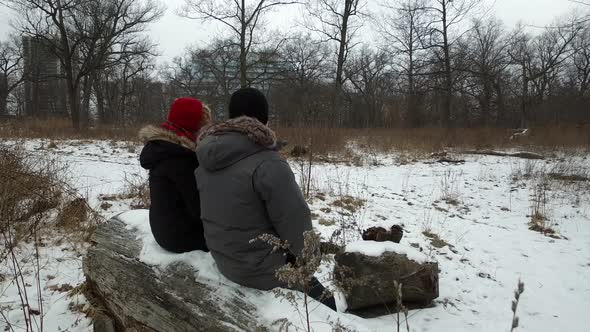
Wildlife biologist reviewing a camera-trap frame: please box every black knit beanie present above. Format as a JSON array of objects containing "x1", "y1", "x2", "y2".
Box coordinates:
[{"x1": 228, "y1": 87, "x2": 269, "y2": 124}]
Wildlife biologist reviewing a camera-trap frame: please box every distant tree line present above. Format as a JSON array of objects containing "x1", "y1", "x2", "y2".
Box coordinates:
[{"x1": 0, "y1": 0, "x2": 589, "y2": 129}]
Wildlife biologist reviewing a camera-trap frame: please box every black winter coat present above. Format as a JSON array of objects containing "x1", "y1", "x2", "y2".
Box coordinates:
[{"x1": 139, "y1": 125, "x2": 208, "y2": 253}]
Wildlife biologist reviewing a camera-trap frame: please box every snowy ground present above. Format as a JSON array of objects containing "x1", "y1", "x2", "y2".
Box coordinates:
[{"x1": 1, "y1": 138, "x2": 590, "y2": 331}]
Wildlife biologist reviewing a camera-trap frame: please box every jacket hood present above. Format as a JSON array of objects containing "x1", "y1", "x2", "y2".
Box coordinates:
[
  {"x1": 196, "y1": 116, "x2": 277, "y2": 171},
  {"x1": 139, "y1": 125, "x2": 197, "y2": 170},
  {"x1": 139, "y1": 125, "x2": 196, "y2": 150}
]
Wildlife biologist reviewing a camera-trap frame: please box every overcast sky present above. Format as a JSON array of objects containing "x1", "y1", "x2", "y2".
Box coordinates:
[{"x1": 0, "y1": 0, "x2": 587, "y2": 64}]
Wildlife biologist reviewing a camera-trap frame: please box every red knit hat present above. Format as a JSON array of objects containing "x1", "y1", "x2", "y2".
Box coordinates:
[{"x1": 162, "y1": 97, "x2": 205, "y2": 141}]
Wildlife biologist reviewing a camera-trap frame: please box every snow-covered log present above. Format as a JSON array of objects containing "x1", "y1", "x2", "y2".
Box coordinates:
[
  {"x1": 83, "y1": 216, "x2": 262, "y2": 332},
  {"x1": 461, "y1": 150, "x2": 544, "y2": 160},
  {"x1": 334, "y1": 241, "x2": 439, "y2": 312}
]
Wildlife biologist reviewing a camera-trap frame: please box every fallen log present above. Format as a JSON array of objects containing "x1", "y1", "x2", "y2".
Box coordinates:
[
  {"x1": 436, "y1": 158, "x2": 466, "y2": 164},
  {"x1": 334, "y1": 241, "x2": 439, "y2": 314},
  {"x1": 461, "y1": 150, "x2": 544, "y2": 160},
  {"x1": 83, "y1": 213, "x2": 262, "y2": 332},
  {"x1": 84, "y1": 211, "x2": 439, "y2": 330}
]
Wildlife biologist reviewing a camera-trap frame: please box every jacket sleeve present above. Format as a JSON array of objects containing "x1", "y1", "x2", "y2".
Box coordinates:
[{"x1": 253, "y1": 159, "x2": 313, "y2": 256}]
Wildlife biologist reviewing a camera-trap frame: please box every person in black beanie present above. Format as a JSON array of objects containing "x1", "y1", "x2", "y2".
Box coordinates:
[
  {"x1": 195, "y1": 87, "x2": 337, "y2": 311},
  {"x1": 229, "y1": 87, "x2": 269, "y2": 124}
]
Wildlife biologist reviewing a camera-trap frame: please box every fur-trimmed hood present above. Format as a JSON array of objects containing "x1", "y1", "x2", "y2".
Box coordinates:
[
  {"x1": 198, "y1": 116, "x2": 276, "y2": 148},
  {"x1": 196, "y1": 116, "x2": 277, "y2": 171},
  {"x1": 139, "y1": 125, "x2": 196, "y2": 151},
  {"x1": 139, "y1": 125, "x2": 198, "y2": 171}
]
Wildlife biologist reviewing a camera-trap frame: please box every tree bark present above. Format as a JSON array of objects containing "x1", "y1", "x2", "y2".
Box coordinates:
[
  {"x1": 335, "y1": 0, "x2": 352, "y2": 91},
  {"x1": 240, "y1": 0, "x2": 248, "y2": 88},
  {"x1": 81, "y1": 75, "x2": 94, "y2": 129},
  {"x1": 83, "y1": 217, "x2": 263, "y2": 332},
  {"x1": 521, "y1": 63, "x2": 529, "y2": 128},
  {"x1": 95, "y1": 78, "x2": 105, "y2": 125},
  {"x1": 0, "y1": 92, "x2": 7, "y2": 116},
  {"x1": 441, "y1": 0, "x2": 452, "y2": 128},
  {"x1": 68, "y1": 84, "x2": 81, "y2": 130}
]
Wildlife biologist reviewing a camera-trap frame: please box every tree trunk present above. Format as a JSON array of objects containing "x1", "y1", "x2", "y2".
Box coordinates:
[
  {"x1": 68, "y1": 84, "x2": 81, "y2": 131},
  {"x1": 0, "y1": 92, "x2": 7, "y2": 117},
  {"x1": 494, "y1": 80, "x2": 506, "y2": 126},
  {"x1": 521, "y1": 63, "x2": 529, "y2": 128},
  {"x1": 335, "y1": 2, "x2": 350, "y2": 91},
  {"x1": 480, "y1": 78, "x2": 492, "y2": 126},
  {"x1": 0, "y1": 75, "x2": 8, "y2": 116},
  {"x1": 441, "y1": 1, "x2": 452, "y2": 128},
  {"x1": 240, "y1": 0, "x2": 248, "y2": 88},
  {"x1": 81, "y1": 75, "x2": 94, "y2": 129},
  {"x1": 83, "y1": 216, "x2": 263, "y2": 332},
  {"x1": 95, "y1": 79, "x2": 105, "y2": 125}
]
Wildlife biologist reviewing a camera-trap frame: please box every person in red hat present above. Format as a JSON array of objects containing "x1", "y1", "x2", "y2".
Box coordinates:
[{"x1": 138, "y1": 97, "x2": 211, "y2": 253}]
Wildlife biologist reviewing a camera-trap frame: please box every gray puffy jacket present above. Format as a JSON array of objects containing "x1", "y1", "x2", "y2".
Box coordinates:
[{"x1": 195, "y1": 116, "x2": 312, "y2": 290}]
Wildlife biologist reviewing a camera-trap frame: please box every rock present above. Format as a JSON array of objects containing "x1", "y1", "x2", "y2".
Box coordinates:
[
  {"x1": 362, "y1": 225, "x2": 403, "y2": 243},
  {"x1": 83, "y1": 216, "x2": 263, "y2": 332},
  {"x1": 334, "y1": 241, "x2": 438, "y2": 313}
]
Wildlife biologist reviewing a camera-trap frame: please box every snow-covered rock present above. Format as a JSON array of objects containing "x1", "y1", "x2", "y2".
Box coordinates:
[
  {"x1": 335, "y1": 241, "x2": 439, "y2": 312},
  {"x1": 345, "y1": 240, "x2": 432, "y2": 264}
]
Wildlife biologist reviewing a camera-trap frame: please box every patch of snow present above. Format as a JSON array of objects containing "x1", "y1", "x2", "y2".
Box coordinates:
[
  {"x1": 345, "y1": 240, "x2": 433, "y2": 263},
  {"x1": 2, "y1": 139, "x2": 590, "y2": 332},
  {"x1": 120, "y1": 210, "x2": 230, "y2": 283}
]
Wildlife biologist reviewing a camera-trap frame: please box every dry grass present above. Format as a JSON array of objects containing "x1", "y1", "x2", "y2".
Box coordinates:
[
  {"x1": 0, "y1": 145, "x2": 103, "y2": 330},
  {"x1": 3, "y1": 118, "x2": 589, "y2": 156},
  {"x1": 275, "y1": 125, "x2": 590, "y2": 157},
  {"x1": 528, "y1": 182, "x2": 559, "y2": 238},
  {"x1": 439, "y1": 169, "x2": 463, "y2": 205},
  {"x1": 122, "y1": 174, "x2": 150, "y2": 209},
  {"x1": 422, "y1": 231, "x2": 450, "y2": 249},
  {"x1": 99, "y1": 173, "x2": 150, "y2": 209},
  {"x1": 332, "y1": 196, "x2": 366, "y2": 214},
  {"x1": 0, "y1": 145, "x2": 99, "y2": 247},
  {"x1": 0, "y1": 117, "x2": 142, "y2": 141},
  {"x1": 0, "y1": 145, "x2": 63, "y2": 241}
]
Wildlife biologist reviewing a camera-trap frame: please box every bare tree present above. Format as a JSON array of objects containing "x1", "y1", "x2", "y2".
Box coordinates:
[
  {"x1": 274, "y1": 33, "x2": 331, "y2": 124},
  {"x1": 280, "y1": 33, "x2": 331, "y2": 87},
  {"x1": 376, "y1": 0, "x2": 429, "y2": 126},
  {"x1": 162, "y1": 49, "x2": 209, "y2": 98},
  {"x1": 345, "y1": 47, "x2": 391, "y2": 127},
  {"x1": 508, "y1": 20, "x2": 580, "y2": 126},
  {"x1": 462, "y1": 18, "x2": 509, "y2": 125},
  {"x1": 305, "y1": 0, "x2": 364, "y2": 91},
  {"x1": 6, "y1": 0, "x2": 163, "y2": 129},
  {"x1": 181, "y1": 0, "x2": 298, "y2": 88},
  {"x1": 105, "y1": 48, "x2": 155, "y2": 126},
  {"x1": 0, "y1": 36, "x2": 23, "y2": 116},
  {"x1": 570, "y1": 23, "x2": 590, "y2": 96},
  {"x1": 421, "y1": 0, "x2": 481, "y2": 127},
  {"x1": 195, "y1": 39, "x2": 242, "y2": 115}
]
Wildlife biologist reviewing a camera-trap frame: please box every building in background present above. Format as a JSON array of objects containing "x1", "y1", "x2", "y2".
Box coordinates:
[{"x1": 22, "y1": 36, "x2": 68, "y2": 117}]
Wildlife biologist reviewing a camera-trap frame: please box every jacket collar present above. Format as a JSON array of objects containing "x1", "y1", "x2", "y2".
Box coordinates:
[
  {"x1": 198, "y1": 116, "x2": 276, "y2": 148},
  {"x1": 139, "y1": 125, "x2": 196, "y2": 151}
]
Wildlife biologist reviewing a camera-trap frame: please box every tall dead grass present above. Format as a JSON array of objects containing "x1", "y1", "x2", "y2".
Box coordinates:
[
  {"x1": 0, "y1": 117, "x2": 141, "y2": 141},
  {"x1": 2, "y1": 118, "x2": 589, "y2": 155},
  {"x1": 276, "y1": 126, "x2": 590, "y2": 156},
  {"x1": 0, "y1": 144, "x2": 100, "y2": 245},
  {"x1": 0, "y1": 145, "x2": 101, "y2": 331}
]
